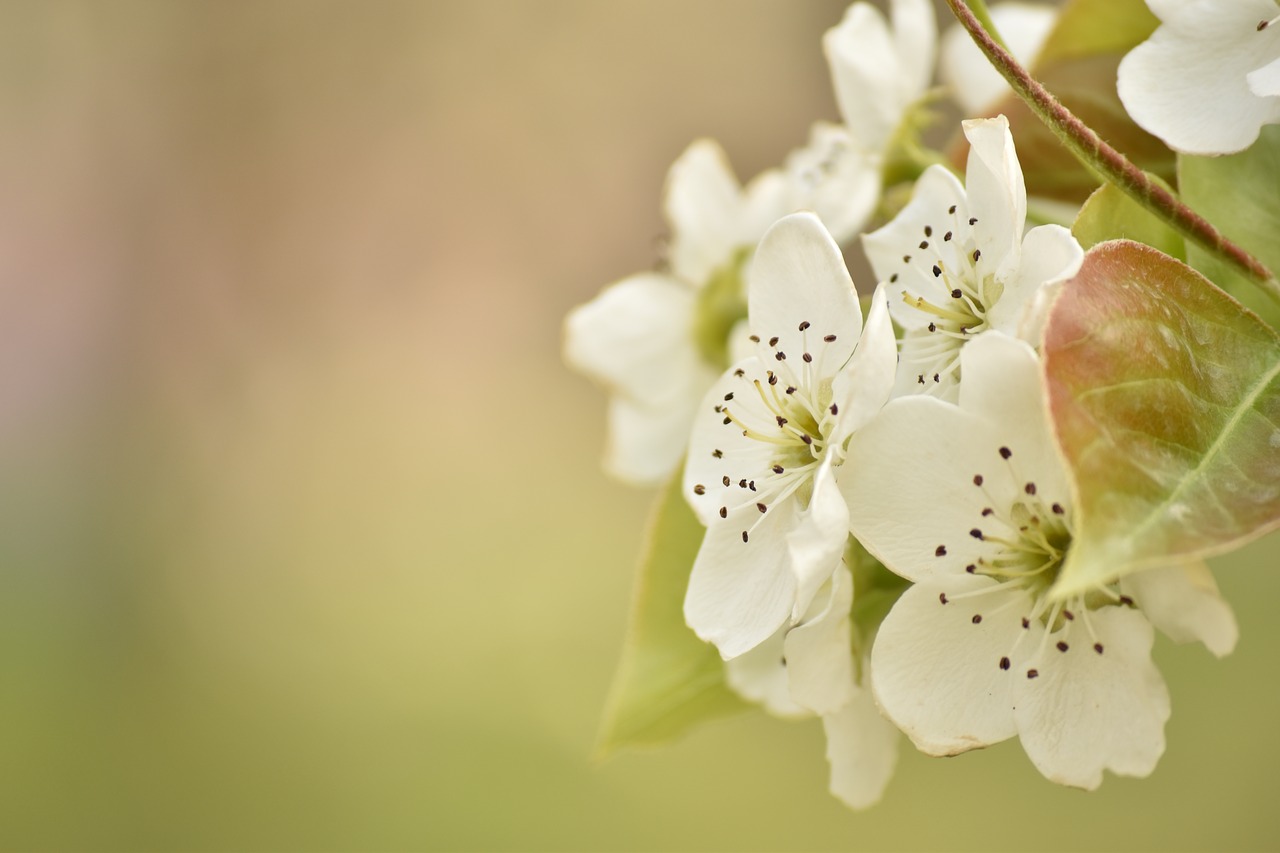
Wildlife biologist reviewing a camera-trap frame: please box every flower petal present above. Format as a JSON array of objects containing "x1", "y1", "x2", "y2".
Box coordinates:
[
  {"x1": 784, "y1": 123, "x2": 882, "y2": 244},
  {"x1": 564, "y1": 272, "x2": 709, "y2": 405},
  {"x1": 684, "y1": 497, "x2": 800, "y2": 660},
  {"x1": 940, "y1": 2, "x2": 1056, "y2": 115},
  {"x1": 871, "y1": 575, "x2": 1027, "y2": 755},
  {"x1": 605, "y1": 395, "x2": 702, "y2": 485},
  {"x1": 824, "y1": 3, "x2": 904, "y2": 153},
  {"x1": 747, "y1": 212, "x2": 862, "y2": 368},
  {"x1": 962, "y1": 116, "x2": 1026, "y2": 283},
  {"x1": 830, "y1": 283, "x2": 898, "y2": 442},
  {"x1": 664, "y1": 139, "x2": 745, "y2": 283},
  {"x1": 787, "y1": 457, "x2": 851, "y2": 621},
  {"x1": 785, "y1": 563, "x2": 857, "y2": 714},
  {"x1": 1014, "y1": 604, "x2": 1170, "y2": 790},
  {"x1": 1117, "y1": 0, "x2": 1280, "y2": 155},
  {"x1": 890, "y1": 0, "x2": 937, "y2": 103},
  {"x1": 845, "y1": 395, "x2": 1013, "y2": 582},
  {"x1": 822, "y1": 683, "x2": 900, "y2": 811},
  {"x1": 1120, "y1": 561, "x2": 1238, "y2": 658},
  {"x1": 725, "y1": 621, "x2": 810, "y2": 718},
  {"x1": 986, "y1": 223, "x2": 1083, "y2": 338},
  {"x1": 1249, "y1": 55, "x2": 1280, "y2": 98}
]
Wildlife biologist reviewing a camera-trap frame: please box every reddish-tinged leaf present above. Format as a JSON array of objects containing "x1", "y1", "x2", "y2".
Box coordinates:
[{"x1": 1044, "y1": 241, "x2": 1280, "y2": 596}]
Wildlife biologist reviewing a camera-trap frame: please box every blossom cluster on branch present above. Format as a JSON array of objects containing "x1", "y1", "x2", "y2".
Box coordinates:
[{"x1": 566, "y1": 0, "x2": 1280, "y2": 810}]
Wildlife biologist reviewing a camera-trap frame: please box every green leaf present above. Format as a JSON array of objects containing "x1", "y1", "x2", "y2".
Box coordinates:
[
  {"x1": 1044, "y1": 240, "x2": 1280, "y2": 597},
  {"x1": 1178, "y1": 125, "x2": 1280, "y2": 330},
  {"x1": 1072, "y1": 177, "x2": 1184, "y2": 260},
  {"x1": 958, "y1": 0, "x2": 1172, "y2": 204},
  {"x1": 595, "y1": 471, "x2": 747, "y2": 756}
]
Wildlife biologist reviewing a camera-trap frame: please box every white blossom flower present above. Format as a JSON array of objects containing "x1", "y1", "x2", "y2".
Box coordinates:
[
  {"x1": 1118, "y1": 0, "x2": 1280, "y2": 155},
  {"x1": 563, "y1": 140, "x2": 790, "y2": 485},
  {"x1": 682, "y1": 212, "x2": 896, "y2": 661},
  {"x1": 940, "y1": 2, "x2": 1058, "y2": 115},
  {"x1": 843, "y1": 332, "x2": 1237, "y2": 789},
  {"x1": 724, "y1": 561, "x2": 900, "y2": 810},
  {"x1": 862, "y1": 115, "x2": 1083, "y2": 399}
]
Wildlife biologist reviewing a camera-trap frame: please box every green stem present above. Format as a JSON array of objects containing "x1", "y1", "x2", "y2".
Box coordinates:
[
  {"x1": 944, "y1": 0, "x2": 1280, "y2": 308},
  {"x1": 964, "y1": 0, "x2": 1007, "y2": 51}
]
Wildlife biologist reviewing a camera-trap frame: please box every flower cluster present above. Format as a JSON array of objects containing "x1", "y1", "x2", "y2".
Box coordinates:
[{"x1": 569, "y1": 0, "x2": 1280, "y2": 812}]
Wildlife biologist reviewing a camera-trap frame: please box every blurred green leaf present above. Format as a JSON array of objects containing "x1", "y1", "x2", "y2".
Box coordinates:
[
  {"x1": 596, "y1": 471, "x2": 746, "y2": 756},
  {"x1": 1178, "y1": 126, "x2": 1280, "y2": 330},
  {"x1": 1072, "y1": 177, "x2": 1184, "y2": 259},
  {"x1": 958, "y1": 0, "x2": 1171, "y2": 204},
  {"x1": 1044, "y1": 240, "x2": 1280, "y2": 597}
]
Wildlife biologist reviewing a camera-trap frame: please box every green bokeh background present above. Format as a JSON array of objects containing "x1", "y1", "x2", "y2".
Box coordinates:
[{"x1": 0, "y1": 1, "x2": 1275, "y2": 849}]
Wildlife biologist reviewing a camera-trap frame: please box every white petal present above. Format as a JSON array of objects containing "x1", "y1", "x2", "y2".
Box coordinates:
[
  {"x1": 1121, "y1": 561, "x2": 1238, "y2": 657},
  {"x1": 824, "y1": 3, "x2": 905, "y2": 153},
  {"x1": 862, "y1": 165, "x2": 969, "y2": 331},
  {"x1": 787, "y1": 458, "x2": 851, "y2": 621},
  {"x1": 738, "y1": 168, "x2": 791, "y2": 244},
  {"x1": 823, "y1": 683, "x2": 900, "y2": 811},
  {"x1": 956, "y1": 332, "x2": 1072, "y2": 503},
  {"x1": 563, "y1": 272, "x2": 705, "y2": 407},
  {"x1": 1249, "y1": 54, "x2": 1280, "y2": 98},
  {"x1": 940, "y1": 3, "x2": 1056, "y2": 115},
  {"x1": 1117, "y1": 0, "x2": 1280, "y2": 155},
  {"x1": 684, "y1": 498, "x2": 800, "y2": 660},
  {"x1": 605, "y1": 395, "x2": 700, "y2": 485},
  {"x1": 784, "y1": 123, "x2": 882, "y2": 244},
  {"x1": 871, "y1": 576, "x2": 1029, "y2": 755},
  {"x1": 664, "y1": 139, "x2": 745, "y2": 283},
  {"x1": 1014, "y1": 605, "x2": 1170, "y2": 790},
  {"x1": 830, "y1": 283, "x2": 898, "y2": 442},
  {"x1": 986, "y1": 223, "x2": 1083, "y2": 337},
  {"x1": 725, "y1": 318, "x2": 755, "y2": 366},
  {"x1": 890, "y1": 0, "x2": 938, "y2": 103},
  {"x1": 785, "y1": 563, "x2": 856, "y2": 714},
  {"x1": 747, "y1": 212, "x2": 862, "y2": 369},
  {"x1": 725, "y1": 621, "x2": 810, "y2": 718},
  {"x1": 845, "y1": 396, "x2": 1015, "y2": 582},
  {"x1": 962, "y1": 116, "x2": 1026, "y2": 284}
]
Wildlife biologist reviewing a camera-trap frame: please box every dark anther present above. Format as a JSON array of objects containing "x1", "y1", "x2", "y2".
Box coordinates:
[
  {"x1": 1057, "y1": 641, "x2": 1069, "y2": 652},
  {"x1": 903, "y1": 254, "x2": 912, "y2": 263},
  {"x1": 973, "y1": 474, "x2": 984, "y2": 486},
  {"x1": 939, "y1": 593, "x2": 948, "y2": 605},
  {"x1": 693, "y1": 484, "x2": 705, "y2": 495},
  {"x1": 785, "y1": 386, "x2": 796, "y2": 395},
  {"x1": 823, "y1": 334, "x2": 837, "y2": 343},
  {"x1": 749, "y1": 481, "x2": 756, "y2": 491},
  {"x1": 712, "y1": 449, "x2": 723, "y2": 459},
  {"x1": 802, "y1": 352, "x2": 813, "y2": 363},
  {"x1": 775, "y1": 352, "x2": 786, "y2": 361},
  {"x1": 999, "y1": 657, "x2": 1010, "y2": 670},
  {"x1": 719, "y1": 506, "x2": 727, "y2": 518},
  {"x1": 933, "y1": 373, "x2": 940, "y2": 383},
  {"x1": 982, "y1": 508, "x2": 993, "y2": 517},
  {"x1": 927, "y1": 322, "x2": 937, "y2": 332},
  {"x1": 949, "y1": 205, "x2": 957, "y2": 214},
  {"x1": 742, "y1": 531, "x2": 749, "y2": 543},
  {"x1": 768, "y1": 374, "x2": 778, "y2": 386},
  {"x1": 969, "y1": 529, "x2": 983, "y2": 540},
  {"x1": 1119, "y1": 595, "x2": 1135, "y2": 607},
  {"x1": 999, "y1": 446, "x2": 1012, "y2": 459},
  {"x1": 951, "y1": 289, "x2": 962, "y2": 299},
  {"x1": 798, "y1": 321, "x2": 810, "y2": 331},
  {"x1": 1063, "y1": 609, "x2": 1074, "y2": 621},
  {"x1": 919, "y1": 240, "x2": 929, "y2": 250},
  {"x1": 932, "y1": 265, "x2": 942, "y2": 278},
  {"x1": 738, "y1": 479, "x2": 747, "y2": 489},
  {"x1": 722, "y1": 476, "x2": 731, "y2": 487},
  {"x1": 776, "y1": 416, "x2": 788, "y2": 427},
  {"x1": 829, "y1": 403, "x2": 838, "y2": 415},
  {"x1": 971, "y1": 614, "x2": 983, "y2": 624},
  {"x1": 1025, "y1": 482, "x2": 1037, "y2": 495},
  {"x1": 935, "y1": 545, "x2": 947, "y2": 557},
  {"x1": 889, "y1": 274, "x2": 899, "y2": 283},
  {"x1": 723, "y1": 416, "x2": 732, "y2": 425},
  {"x1": 1021, "y1": 617, "x2": 1030, "y2": 629},
  {"x1": 1026, "y1": 668, "x2": 1039, "y2": 679},
  {"x1": 965, "y1": 564, "x2": 976, "y2": 573},
  {"x1": 917, "y1": 374, "x2": 925, "y2": 385},
  {"x1": 723, "y1": 392, "x2": 734, "y2": 401},
  {"x1": 924, "y1": 225, "x2": 933, "y2": 237},
  {"x1": 768, "y1": 336, "x2": 780, "y2": 347},
  {"x1": 944, "y1": 231, "x2": 953, "y2": 242},
  {"x1": 969, "y1": 217, "x2": 978, "y2": 226},
  {"x1": 801, "y1": 434, "x2": 813, "y2": 445},
  {"x1": 772, "y1": 465, "x2": 784, "y2": 474},
  {"x1": 733, "y1": 368, "x2": 745, "y2": 377},
  {"x1": 1094, "y1": 643, "x2": 1104, "y2": 654},
  {"x1": 757, "y1": 503, "x2": 767, "y2": 514},
  {"x1": 749, "y1": 335, "x2": 760, "y2": 343},
  {"x1": 1052, "y1": 503, "x2": 1065, "y2": 515}
]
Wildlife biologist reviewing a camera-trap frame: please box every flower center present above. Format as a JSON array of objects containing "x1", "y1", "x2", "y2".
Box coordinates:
[{"x1": 891, "y1": 206, "x2": 1005, "y2": 391}]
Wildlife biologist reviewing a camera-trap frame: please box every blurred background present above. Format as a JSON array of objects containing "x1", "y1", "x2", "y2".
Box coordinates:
[{"x1": 0, "y1": 1, "x2": 1275, "y2": 849}]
